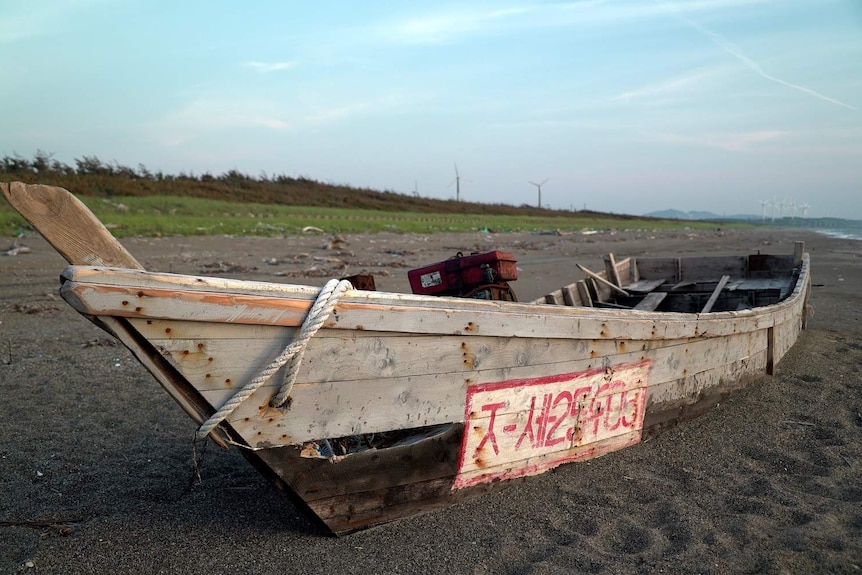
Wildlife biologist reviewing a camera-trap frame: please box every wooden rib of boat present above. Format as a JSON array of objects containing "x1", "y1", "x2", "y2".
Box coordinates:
[{"x1": 2, "y1": 182, "x2": 811, "y2": 535}]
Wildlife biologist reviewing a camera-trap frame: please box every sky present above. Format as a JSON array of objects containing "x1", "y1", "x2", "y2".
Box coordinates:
[{"x1": 2, "y1": 0, "x2": 861, "y2": 220}]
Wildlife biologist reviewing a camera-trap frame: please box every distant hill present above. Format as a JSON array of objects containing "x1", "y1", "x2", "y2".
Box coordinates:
[
  {"x1": 644, "y1": 209, "x2": 760, "y2": 221},
  {"x1": 644, "y1": 209, "x2": 862, "y2": 233}
]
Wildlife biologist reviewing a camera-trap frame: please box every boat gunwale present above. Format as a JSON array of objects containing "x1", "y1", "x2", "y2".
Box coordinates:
[{"x1": 59, "y1": 254, "x2": 809, "y2": 327}]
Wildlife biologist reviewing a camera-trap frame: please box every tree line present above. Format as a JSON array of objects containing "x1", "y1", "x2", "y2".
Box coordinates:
[{"x1": 1, "y1": 150, "x2": 582, "y2": 217}]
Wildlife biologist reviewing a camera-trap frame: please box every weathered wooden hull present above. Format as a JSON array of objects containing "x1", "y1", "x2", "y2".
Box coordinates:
[
  {"x1": 55, "y1": 253, "x2": 809, "y2": 534},
  {"x1": 2, "y1": 182, "x2": 811, "y2": 535}
]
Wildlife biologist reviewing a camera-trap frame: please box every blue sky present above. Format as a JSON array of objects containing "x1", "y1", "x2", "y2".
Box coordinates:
[{"x1": 2, "y1": 0, "x2": 860, "y2": 219}]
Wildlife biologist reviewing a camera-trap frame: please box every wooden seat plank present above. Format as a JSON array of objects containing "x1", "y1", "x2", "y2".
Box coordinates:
[
  {"x1": 670, "y1": 280, "x2": 696, "y2": 291},
  {"x1": 700, "y1": 275, "x2": 731, "y2": 313},
  {"x1": 624, "y1": 278, "x2": 666, "y2": 294},
  {"x1": 633, "y1": 292, "x2": 667, "y2": 311}
]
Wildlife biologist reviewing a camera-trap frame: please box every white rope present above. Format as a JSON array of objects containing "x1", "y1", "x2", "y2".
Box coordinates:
[{"x1": 195, "y1": 278, "x2": 352, "y2": 442}]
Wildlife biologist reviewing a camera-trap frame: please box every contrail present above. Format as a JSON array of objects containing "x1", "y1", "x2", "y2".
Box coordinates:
[{"x1": 657, "y1": 1, "x2": 857, "y2": 111}]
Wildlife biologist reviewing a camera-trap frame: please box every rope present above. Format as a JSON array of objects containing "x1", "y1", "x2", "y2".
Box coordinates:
[{"x1": 194, "y1": 278, "x2": 353, "y2": 442}]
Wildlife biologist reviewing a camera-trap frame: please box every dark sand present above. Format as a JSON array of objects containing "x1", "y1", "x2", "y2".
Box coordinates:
[{"x1": 1, "y1": 228, "x2": 860, "y2": 574}]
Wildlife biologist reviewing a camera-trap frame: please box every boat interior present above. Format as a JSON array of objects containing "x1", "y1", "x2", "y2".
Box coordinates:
[{"x1": 533, "y1": 245, "x2": 805, "y2": 314}]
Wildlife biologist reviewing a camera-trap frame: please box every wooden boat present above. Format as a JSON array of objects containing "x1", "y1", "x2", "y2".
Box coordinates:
[{"x1": 2, "y1": 182, "x2": 811, "y2": 535}]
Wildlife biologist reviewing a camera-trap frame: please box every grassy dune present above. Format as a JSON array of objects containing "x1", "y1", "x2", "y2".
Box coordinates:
[
  {"x1": 1, "y1": 153, "x2": 746, "y2": 237},
  {"x1": 0, "y1": 193, "x2": 742, "y2": 238}
]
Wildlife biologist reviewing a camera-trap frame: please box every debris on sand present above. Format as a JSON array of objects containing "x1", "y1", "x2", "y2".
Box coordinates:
[
  {"x1": 4, "y1": 239, "x2": 32, "y2": 256},
  {"x1": 199, "y1": 261, "x2": 258, "y2": 274},
  {"x1": 325, "y1": 235, "x2": 347, "y2": 250},
  {"x1": 81, "y1": 337, "x2": 120, "y2": 349},
  {"x1": 7, "y1": 301, "x2": 60, "y2": 314}
]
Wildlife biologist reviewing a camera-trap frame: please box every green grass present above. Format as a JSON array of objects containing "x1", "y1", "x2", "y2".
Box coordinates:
[
  {"x1": 0, "y1": 154, "x2": 757, "y2": 237},
  {"x1": 0, "y1": 193, "x2": 747, "y2": 238}
]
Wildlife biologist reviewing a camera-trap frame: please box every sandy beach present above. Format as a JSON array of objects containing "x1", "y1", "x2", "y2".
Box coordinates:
[{"x1": 1, "y1": 227, "x2": 860, "y2": 575}]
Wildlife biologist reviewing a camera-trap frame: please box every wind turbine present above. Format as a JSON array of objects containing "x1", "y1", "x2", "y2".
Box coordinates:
[
  {"x1": 759, "y1": 200, "x2": 768, "y2": 221},
  {"x1": 449, "y1": 163, "x2": 464, "y2": 202},
  {"x1": 776, "y1": 198, "x2": 789, "y2": 220},
  {"x1": 800, "y1": 203, "x2": 810, "y2": 218},
  {"x1": 529, "y1": 178, "x2": 549, "y2": 209}
]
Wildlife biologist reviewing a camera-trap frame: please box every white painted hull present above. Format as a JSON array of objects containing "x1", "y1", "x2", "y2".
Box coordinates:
[{"x1": 56, "y1": 251, "x2": 809, "y2": 532}]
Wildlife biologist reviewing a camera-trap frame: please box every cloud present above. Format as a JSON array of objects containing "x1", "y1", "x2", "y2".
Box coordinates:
[
  {"x1": 384, "y1": 6, "x2": 534, "y2": 45},
  {"x1": 303, "y1": 103, "x2": 372, "y2": 125},
  {"x1": 379, "y1": 0, "x2": 772, "y2": 45},
  {"x1": 243, "y1": 61, "x2": 295, "y2": 73},
  {"x1": 655, "y1": 0, "x2": 858, "y2": 111},
  {"x1": 154, "y1": 98, "x2": 292, "y2": 147},
  {"x1": 554, "y1": 0, "x2": 774, "y2": 25},
  {"x1": 611, "y1": 70, "x2": 711, "y2": 103},
  {"x1": 152, "y1": 93, "x2": 382, "y2": 147}
]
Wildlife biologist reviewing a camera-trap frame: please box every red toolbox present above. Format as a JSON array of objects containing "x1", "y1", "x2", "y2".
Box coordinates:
[{"x1": 408, "y1": 251, "x2": 518, "y2": 295}]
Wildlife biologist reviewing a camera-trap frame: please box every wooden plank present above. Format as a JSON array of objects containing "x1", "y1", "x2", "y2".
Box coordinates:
[
  {"x1": 638, "y1": 252, "x2": 786, "y2": 284},
  {"x1": 633, "y1": 292, "x2": 667, "y2": 311},
  {"x1": 158, "y1": 327, "x2": 768, "y2": 446},
  {"x1": 64, "y1": 256, "x2": 809, "y2": 339},
  {"x1": 774, "y1": 312, "x2": 804, "y2": 365},
  {"x1": 60, "y1": 268, "x2": 807, "y2": 342},
  {"x1": 646, "y1": 346, "x2": 766, "y2": 410},
  {"x1": 131, "y1": 319, "x2": 299, "y2": 393},
  {"x1": 633, "y1": 258, "x2": 679, "y2": 282},
  {"x1": 1, "y1": 183, "x2": 224, "y2": 446},
  {"x1": 682, "y1": 257, "x2": 746, "y2": 281},
  {"x1": 63, "y1": 264, "x2": 323, "y2": 298},
  {"x1": 577, "y1": 264, "x2": 630, "y2": 297},
  {"x1": 671, "y1": 280, "x2": 696, "y2": 291},
  {"x1": 544, "y1": 291, "x2": 563, "y2": 305},
  {"x1": 644, "y1": 352, "x2": 768, "y2": 436},
  {"x1": 587, "y1": 277, "x2": 604, "y2": 303},
  {"x1": 457, "y1": 429, "x2": 643, "y2": 488},
  {"x1": 730, "y1": 278, "x2": 793, "y2": 291},
  {"x1": 254, "y1": 425, "x2": 472, "y2": 534},
  {"x1": 100, "y1": 318, "x2": 228, "y2": 448},
  {"x1": 0, "y1": 182, "x2": 142, "y2": 269},
  {"x1": 766, "y1": 326, "x2": 775, "y2": 375},
  {"x1": 604, "y1": 253, "x2": 623, "y2": 287},
  {"x1": 561, "y1": 285, "x2": 579, "y2": 306},
  {"x1": 748, "y1": 254, "x2": 797, "y2": 274},
  {"x1": 700, "y1": 275, "x2": 731, "y2": 313},
  {"x1": 616, "y1": 257, "x2": 632, "y2": 284},
  {"x1": 624, "y1": 278, "x2": 666, "y2": 294},
  {"x1": 576, "y1": 280, "x2": 593, "y2": 308}
]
